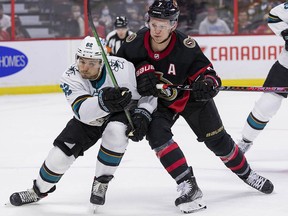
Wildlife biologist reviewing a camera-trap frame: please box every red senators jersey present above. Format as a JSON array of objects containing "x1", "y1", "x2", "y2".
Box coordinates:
[{"x1": 117, "y1": 27, "x2": 218, "y2": 113}]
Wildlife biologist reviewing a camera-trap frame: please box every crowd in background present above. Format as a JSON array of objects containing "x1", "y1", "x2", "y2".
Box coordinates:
[{"x1": 0, "y1": 0, "x2": 285, "y2": 40}]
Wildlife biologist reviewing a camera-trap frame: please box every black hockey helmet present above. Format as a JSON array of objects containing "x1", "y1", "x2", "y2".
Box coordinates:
[
  {"x1": 114, "y1": 16, "x2": 128, "y2": 28},
  {"x1": 148, "y1": 0, "x2": 180, "y2": 21}
]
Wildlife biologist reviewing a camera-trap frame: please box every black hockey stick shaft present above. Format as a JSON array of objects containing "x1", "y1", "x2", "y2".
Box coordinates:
[
  {"x1": 156, "y1": 84, "x2": 288, "y2": 93},
  {"x1": 87, "y1": 0, "x2": 134, "y2": 132}
]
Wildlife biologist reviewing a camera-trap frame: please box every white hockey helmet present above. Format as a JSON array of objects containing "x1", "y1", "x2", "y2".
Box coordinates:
[{"x1": 76, "y1": 36, "x2": 107, "y2": 60}]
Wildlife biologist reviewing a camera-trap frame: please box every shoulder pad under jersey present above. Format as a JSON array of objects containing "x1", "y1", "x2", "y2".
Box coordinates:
[
  {"x1": 183, "y1": 36, "x2": 196, "y2": 49},
  {"x1": 126, "y1": 33, "x2": 137, "y2": 43}
]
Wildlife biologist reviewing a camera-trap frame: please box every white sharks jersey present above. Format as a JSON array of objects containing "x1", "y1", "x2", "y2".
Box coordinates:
[
  {"x1": 268, "y1": 2, "x2": 288, "y2": 68},
  {"x1": 60, "y1": 56, "x2": 157, "y2": 126}
]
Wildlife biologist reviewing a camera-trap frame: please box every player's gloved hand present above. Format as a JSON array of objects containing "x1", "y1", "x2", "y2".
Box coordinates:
[
  {"x1": 98, "y1": 87, "x2": 132, "y2": 113},
  {"x1": 281, "y1": 29, "x2": 288, "y2": 51},
  {"x1": 136, "y1": 61, "x2": 158, "y2": 97},
  {"x1": 191, "y1": 79, "x2": 219, "y2": 101},
  {"x1": 126, "y1": 108, "x2": 152, "y2": 142}
]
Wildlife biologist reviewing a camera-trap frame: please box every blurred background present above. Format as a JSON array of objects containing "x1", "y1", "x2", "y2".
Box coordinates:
[
  {"x1": 0, "y1": 0, "x2": 286, "y2": 95},
  {"x1": 0, "y1": 0, "x2": 284, "y2": 40}
]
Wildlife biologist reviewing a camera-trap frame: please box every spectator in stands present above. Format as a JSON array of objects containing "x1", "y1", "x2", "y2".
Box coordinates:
[
  {"x1": 99, "y1": 5, "x2": 113, "y2": 35},
  {"x1": 89, "y1": 15, "x2": 106, "y2": 39},
  {"x1": 239, "y1": 0, "x2": 255, "y2": 8},
  {"x1": 63, "y1": 4, "x2": 84, "y2": 37},
  {"x1": 245, "y1": 1, "x2": 277, "y2": 34},
  {"x1": 0, "y1": 25, "x2": 10, "y2": 40},
  {"x1": 238, "y1": 10, "x2": 252, "y2": 34},
  {"x1": 0, "y1": 3, "x2": 11, "y2": 31},
  {"x1": 6, "y1": 16, "x2": 30, "y2": 40},
  {"x1": 247, "y1": 3, "x2": 263, "y2": 24},
  {"x1": 128, "y1": 10, "x2": 145, "y2": 33},
  {"x1": 199, "y1": 7, "x2": 231, "y2": 35},
  {"x1": 106, "y1": 16, "x2": 133, "y2": 56},
  {"x1": 118, "y1": 0, "x2": 144, "y2": 32},
  {"x1": 125, "y1": 0, "x2": 141, "y2": 17},
  {"x1": 189, "y1": 1, "x2": 210, "y2": 34},
  {"x1": 252, "y1": 13, "x2": 273, "y2": 35}
]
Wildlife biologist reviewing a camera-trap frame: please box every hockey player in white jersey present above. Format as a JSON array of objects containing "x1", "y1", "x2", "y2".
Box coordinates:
[
  {"x1": 239, "y1": 2, "x2": 288, "y2": 153},
  {"x1": 9, "y1": 36, "x2": 157, "y2": 208}
]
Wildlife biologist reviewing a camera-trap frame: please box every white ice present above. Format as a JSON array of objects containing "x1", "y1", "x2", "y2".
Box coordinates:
[{"x1": 0, "y1": 91, "x2": 287, "y2": 216}]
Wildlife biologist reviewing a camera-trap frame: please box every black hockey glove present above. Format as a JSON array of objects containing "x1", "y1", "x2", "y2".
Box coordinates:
[
  {"x1": 281, "y1": 29, "x2": 288, "y2": 51},
  {"x1": 136, "y1": 61, "x2": 158, "y2": 97},
  {"x1": 191, "y1": 79, "x2": 219, "y2": 101},
  {"x1": 98, "y1": 87, "x2": 132, "y2": 113},
  {"x1": 126, "y1": 108, "x2": 152, "y2": 142}
]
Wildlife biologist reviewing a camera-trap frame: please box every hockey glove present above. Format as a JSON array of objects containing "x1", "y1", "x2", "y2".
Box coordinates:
[
  {"x1": 126, "y1": 108, "x2": 152, "y2": 142},
  {"x1": 281, "y1": 29, "x2": 288, "y2": 51},
  {"x1": 191, "y1": 78, "x2": 219, "y2": 101},
  {"x1": 136, "y1": 61, "x2": 158, "y2": 97},
  {"x1": 98, "y1": 87, "x2": 132, "y2": 113}
]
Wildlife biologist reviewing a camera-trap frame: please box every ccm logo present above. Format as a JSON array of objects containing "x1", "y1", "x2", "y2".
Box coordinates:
[
  {"x1": 0, "y1": 46, "x2": 28, "y2": 78},
  {"x1": 136, "y1": 64, "x2": 155, "y2": 77}
]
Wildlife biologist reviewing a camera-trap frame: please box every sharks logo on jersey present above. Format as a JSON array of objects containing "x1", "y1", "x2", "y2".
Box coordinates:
[
  {"x1": 109, "y1": 59, "x2": 125, "y2": 72},
  {"x1": 65, "y1": 66, "x2": 77, "y2": 77}
]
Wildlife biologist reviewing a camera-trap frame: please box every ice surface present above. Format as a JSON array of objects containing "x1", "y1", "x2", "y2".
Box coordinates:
[{"x1": 1, "y1": 92, "x2": 287, "y2": 216}]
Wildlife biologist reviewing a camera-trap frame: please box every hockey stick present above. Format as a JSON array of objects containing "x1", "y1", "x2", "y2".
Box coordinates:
[
  {"x1": 156, "y1": 84, "x2": 288, "y2": 93},
  {"x1": 87, "y1": 0, "x2": 134, "y2": 132},
  {"x1": 87, "y1": 0, "x2": 119, "y2": 87}
]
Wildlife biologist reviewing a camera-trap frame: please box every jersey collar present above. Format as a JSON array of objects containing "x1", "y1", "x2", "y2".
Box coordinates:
[
  {"x1": 90, "y1": 66, "x2": 106, "y2": 89},
  {"x1": 144, "y1": 30, "x2": 176, "y2": 61}
]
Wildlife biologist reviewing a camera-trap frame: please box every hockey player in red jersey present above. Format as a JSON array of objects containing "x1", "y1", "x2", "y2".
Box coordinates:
[
  {"x1": 117, "y1": 0, "x2": 274, "y2": 213},
  {"x1": 239, "y1": 2, "x2": 288, "y2": 153}
]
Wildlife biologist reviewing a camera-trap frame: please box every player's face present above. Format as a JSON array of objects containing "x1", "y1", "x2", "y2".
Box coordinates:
[
  {"x1": 77, "y1": 57, "x2": 102, "y2": 80},
  {"x1": 116, "y1": 28, "x2": 128, "y2": 39},
  {"x1": 149, "y1": 18, "x2": 173, "y2": 43}
]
